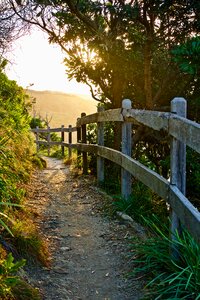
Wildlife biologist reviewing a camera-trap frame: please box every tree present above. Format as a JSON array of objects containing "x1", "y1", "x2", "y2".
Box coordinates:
[
  {"x1": 171, "y1": 36, "x2": 200, "y2": 122},
  {"x1": 8, "y1": 0, "x2": 200, "y2": 111},
  {"x1": 0, "y1": 0, "x2": 29, "y2": 54},
  {"x1": 8, "y1": 0, "x2": 200, "y2": 172},
  {"x1": 172, "y1": 36, "x2": 200, "y2": 77}
]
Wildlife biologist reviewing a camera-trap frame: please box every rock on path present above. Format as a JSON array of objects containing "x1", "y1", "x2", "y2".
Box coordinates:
[{"x1": 26, "y1": 157, "x2": 144, "y2": 300}]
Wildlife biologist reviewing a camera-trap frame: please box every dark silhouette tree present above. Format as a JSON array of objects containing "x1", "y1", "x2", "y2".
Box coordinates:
[
  {"x1": 0, "y1": 1, "x2": 29, "y2": 54},
  {"x1": 8, "y1": 0, "x2": 200, "y2": 111}
]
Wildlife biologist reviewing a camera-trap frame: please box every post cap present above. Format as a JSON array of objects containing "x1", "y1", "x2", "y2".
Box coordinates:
[
  {"x1": 171, "y1": 97, "x2": 187, "y2": 117},
  {"x1": 122, "y1": 99, "x2": 132, "y2": 109}
]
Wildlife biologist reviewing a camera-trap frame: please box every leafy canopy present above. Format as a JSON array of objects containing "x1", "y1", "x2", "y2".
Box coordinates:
[{"x1": 9, "y1": 0, "x2": 200, "y2": 110}]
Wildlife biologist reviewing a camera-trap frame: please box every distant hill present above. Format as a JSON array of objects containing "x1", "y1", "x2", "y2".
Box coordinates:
[{"x1": 27, "y1": 90, "x2": 97, "y2": 127}]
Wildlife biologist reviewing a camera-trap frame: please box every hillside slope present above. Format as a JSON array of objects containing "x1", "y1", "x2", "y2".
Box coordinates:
[{"x1": 27, "y1": 90, "x2": 97, "y2": 127}]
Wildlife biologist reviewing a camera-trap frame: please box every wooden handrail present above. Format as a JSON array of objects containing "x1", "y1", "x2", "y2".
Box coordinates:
[{"x1": 31, "y1": 97, "x2": 200, "y2": 243}]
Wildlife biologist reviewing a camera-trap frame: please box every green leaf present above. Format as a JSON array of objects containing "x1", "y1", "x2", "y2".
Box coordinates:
[{"x1": 0, "y1": 219, "x2": 14, "y2": 237}]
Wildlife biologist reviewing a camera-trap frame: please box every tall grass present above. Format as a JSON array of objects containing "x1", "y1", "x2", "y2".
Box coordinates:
[
  {"x1": 112, "y1": 181, "x2": 168, "y2": 224},
  {"x1": 130, "y1": 217, "x2": 200, "y2": 299},
  {"x1": 0, "y1": 69, "x2": 46, "y2": 299}
]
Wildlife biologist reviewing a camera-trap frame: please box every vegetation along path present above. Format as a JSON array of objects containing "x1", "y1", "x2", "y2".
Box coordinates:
[{"x1": 26, "y1": 157, "x2": 145, "y2": 300}]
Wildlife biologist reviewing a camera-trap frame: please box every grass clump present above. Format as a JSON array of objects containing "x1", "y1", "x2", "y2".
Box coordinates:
[
  {"x1": 11, "y1": 216, "x2": 50, "y2": 267},
  {"x1": 130, "y1": 217, "x2": 200, "y2": 299},
  {"x1": 112, "y1": 181, "x2": 168, "y2": 225},
  {"x1": 11, "y1": 280, "x2": 41, "y2": 300}
]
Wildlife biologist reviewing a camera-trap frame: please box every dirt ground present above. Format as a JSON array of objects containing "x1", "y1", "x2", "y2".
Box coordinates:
[{"x1": 25, "y1": 157, "x2": 145, "y2": 300}]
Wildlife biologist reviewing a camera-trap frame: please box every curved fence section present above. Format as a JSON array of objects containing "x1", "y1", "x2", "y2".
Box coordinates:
[{"x1": 32, "y1": 97, "x2": 200, "y2": 243}]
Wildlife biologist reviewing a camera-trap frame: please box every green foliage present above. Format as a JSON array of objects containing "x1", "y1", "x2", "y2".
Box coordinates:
[
  {"x1": 21, "y1": 0, "x2": 200, "y2": 110},
  {"x1": 0, "y1": 253, "x2": 26, "y2": 298},
  {"x1": 172, "y1": 36, "x2": 200, "y2": 75},
  {"x1": 0, "y1": 74, "x2": 30, "y2": 132},
  {"x1": 0, "y1": 68, "x2": 44, "y2": 298},
  {"x1": 0, "y1": 252, "x2": 40, "y2": 300},
  {"x1": 131, "y1": 217, "x2": 200, "y2": 299},
  {"x1": 0, "y1": 70, "x2": 34, "y2": 236},
  {"x1": 112, "y1": 181, "x2": 168, "y2": 224},
  {"x1": 29, "y1": 117, "x2": 44, "y2": 129}
]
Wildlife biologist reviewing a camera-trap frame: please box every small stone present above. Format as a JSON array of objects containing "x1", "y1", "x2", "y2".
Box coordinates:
[{"x1": 60, "y1": 246, "x2": 71, "y2": 251}]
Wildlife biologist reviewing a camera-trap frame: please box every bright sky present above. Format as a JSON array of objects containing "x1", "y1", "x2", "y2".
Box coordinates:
[{"x1": 6, "y1": 29, "x2": 91, "y2": 95}]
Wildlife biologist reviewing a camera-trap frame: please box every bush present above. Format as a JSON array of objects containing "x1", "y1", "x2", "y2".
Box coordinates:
[{"x1": 0, "y1": 253, "x2": 26, "y2": 299}]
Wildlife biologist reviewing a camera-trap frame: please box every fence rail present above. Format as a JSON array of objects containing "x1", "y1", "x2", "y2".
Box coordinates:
[{"x1": 32, "y1": 97, "x2": 200, "y2": 244}]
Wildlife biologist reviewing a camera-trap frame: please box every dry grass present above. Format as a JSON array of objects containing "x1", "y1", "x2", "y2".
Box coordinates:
[{"x1": 27, "y1": 90, "x2": 97, "y2": 127}]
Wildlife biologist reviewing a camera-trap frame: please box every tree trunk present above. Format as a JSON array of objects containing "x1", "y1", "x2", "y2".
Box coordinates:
[
  {"x1": 144, "y1": 39, "x2": 153, "y2": 109},
  {"x1": 112, "y1": 72, "x2": 124, "y2": 110},
  {"x1": 111, "y1": 71, "x2": 124, "y2": 151}
]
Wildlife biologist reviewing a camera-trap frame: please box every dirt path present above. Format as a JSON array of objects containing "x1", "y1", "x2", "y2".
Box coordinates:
[{"x1": 26, "y1": 157, "x2": 144, "y2": 300}]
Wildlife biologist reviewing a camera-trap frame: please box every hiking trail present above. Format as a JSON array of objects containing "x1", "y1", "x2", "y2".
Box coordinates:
[{"x1": 25, "y1": 157, "x2": 145, "y2": 300}]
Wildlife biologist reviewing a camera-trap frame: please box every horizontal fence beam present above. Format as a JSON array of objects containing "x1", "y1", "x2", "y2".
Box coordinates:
[
  {"x1": 169, "y1": 115, "x2": 200, "y2": 154},
  {"x1": 77, "y1": 109, "x2": 123, "y2": 126},
  {"x1": 32, "y1": 101, "x2": 200, "y2": 243},
  {"x1": 32, "y1": 110, "x2": 200, "y2": 153},
  {"x1": 35, "y1": 140, "x2": 62, "y2": 146},
  {"x1": 97, "y1": 146, "x2": 169, "y2": 200},
  {"x1": 32, "y1": 127, "x2": 77, "y2": 133},
  {"x1": 122, "y1": 109, "x2": 169, "y2": 131},
  {"x1": 34, "y1": 138, "x2": 200, "y2": 242},
  {"x1": 169, "y1": 185, "x2": 200, "y2": 243},
  {"x1": 76, "y1": 109, "x2": 200, "y2": 154},
  {"x1": 59, "y1": 142, "x2": 200, "y2": 242}
]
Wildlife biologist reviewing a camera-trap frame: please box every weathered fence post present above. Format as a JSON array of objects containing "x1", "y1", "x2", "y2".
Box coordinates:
[
  {"x1": 170, "y1": 97, "x2": 187, "y2": 255},
  {"x1": 76, "y1": 118, "x2": 81, "y2": 168},
  {"x1": 68, "y1": 125, "x2": 72, "y2": 159},
  {"x1": 121, "y1": 99, "x2": 132, "y2": 199},
  {"x1": 81, "y1": 112, "x2": 88, "y2": 175},
  {"x1": 97, "y1": 106, "x2": 104, "y2": 184},
  {"x1": 36, "y1": 126, "x2": 39, "y2": 152},
  {"x1": 47, "y1": 126, "x2": 51, "y2": 156},
  {"x1": 61, "y1": 125, "x2": 65, "y2": 157}
]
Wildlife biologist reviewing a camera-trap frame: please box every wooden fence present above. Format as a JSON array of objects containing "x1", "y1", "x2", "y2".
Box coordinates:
[{"x1": 32, "y1": 98, "x2": 200, "y2": 244}]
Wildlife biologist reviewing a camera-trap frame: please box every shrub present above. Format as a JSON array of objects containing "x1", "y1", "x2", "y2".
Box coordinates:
[
  {"x1": 0, "y1": 253, "x2": 26, "y2": 299},
  {"x1": 0, "y1": 68, "x2": 44, "y2": 299}
]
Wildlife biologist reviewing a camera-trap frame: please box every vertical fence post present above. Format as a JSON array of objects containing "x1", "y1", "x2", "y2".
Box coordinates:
[
  {"x1": 68, "y1": 125, "x2": 72, "y2": 159},
  {"x1": 76, "y1": 118, "x2": 81, "y2": 169},
  {"x1": 47, "y1": 126, "x2": 51, "y2": 156},
  {"x1": 121, "y1": 99, "x2": 132, "y2": 199},
  {"x1": 97, "y1": 106, "x2": 104, "y2": 184},
  {"x1": 170, "y1": 97, "x2": 187, "y2": 255},
  {"x1": 81, "y1": 112, "x2": 88, "y2": 175},
  {"x1": 61, "y1": 125, "x2": 65, "y2": 157},
  {"x1": 36, "y1": 126, "x2": 39, "y2": 153}
]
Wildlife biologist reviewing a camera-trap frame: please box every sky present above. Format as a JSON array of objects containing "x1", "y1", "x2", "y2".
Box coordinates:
[{"x1": 6, "y1": 29, "x2": 91, "y2": 95}]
